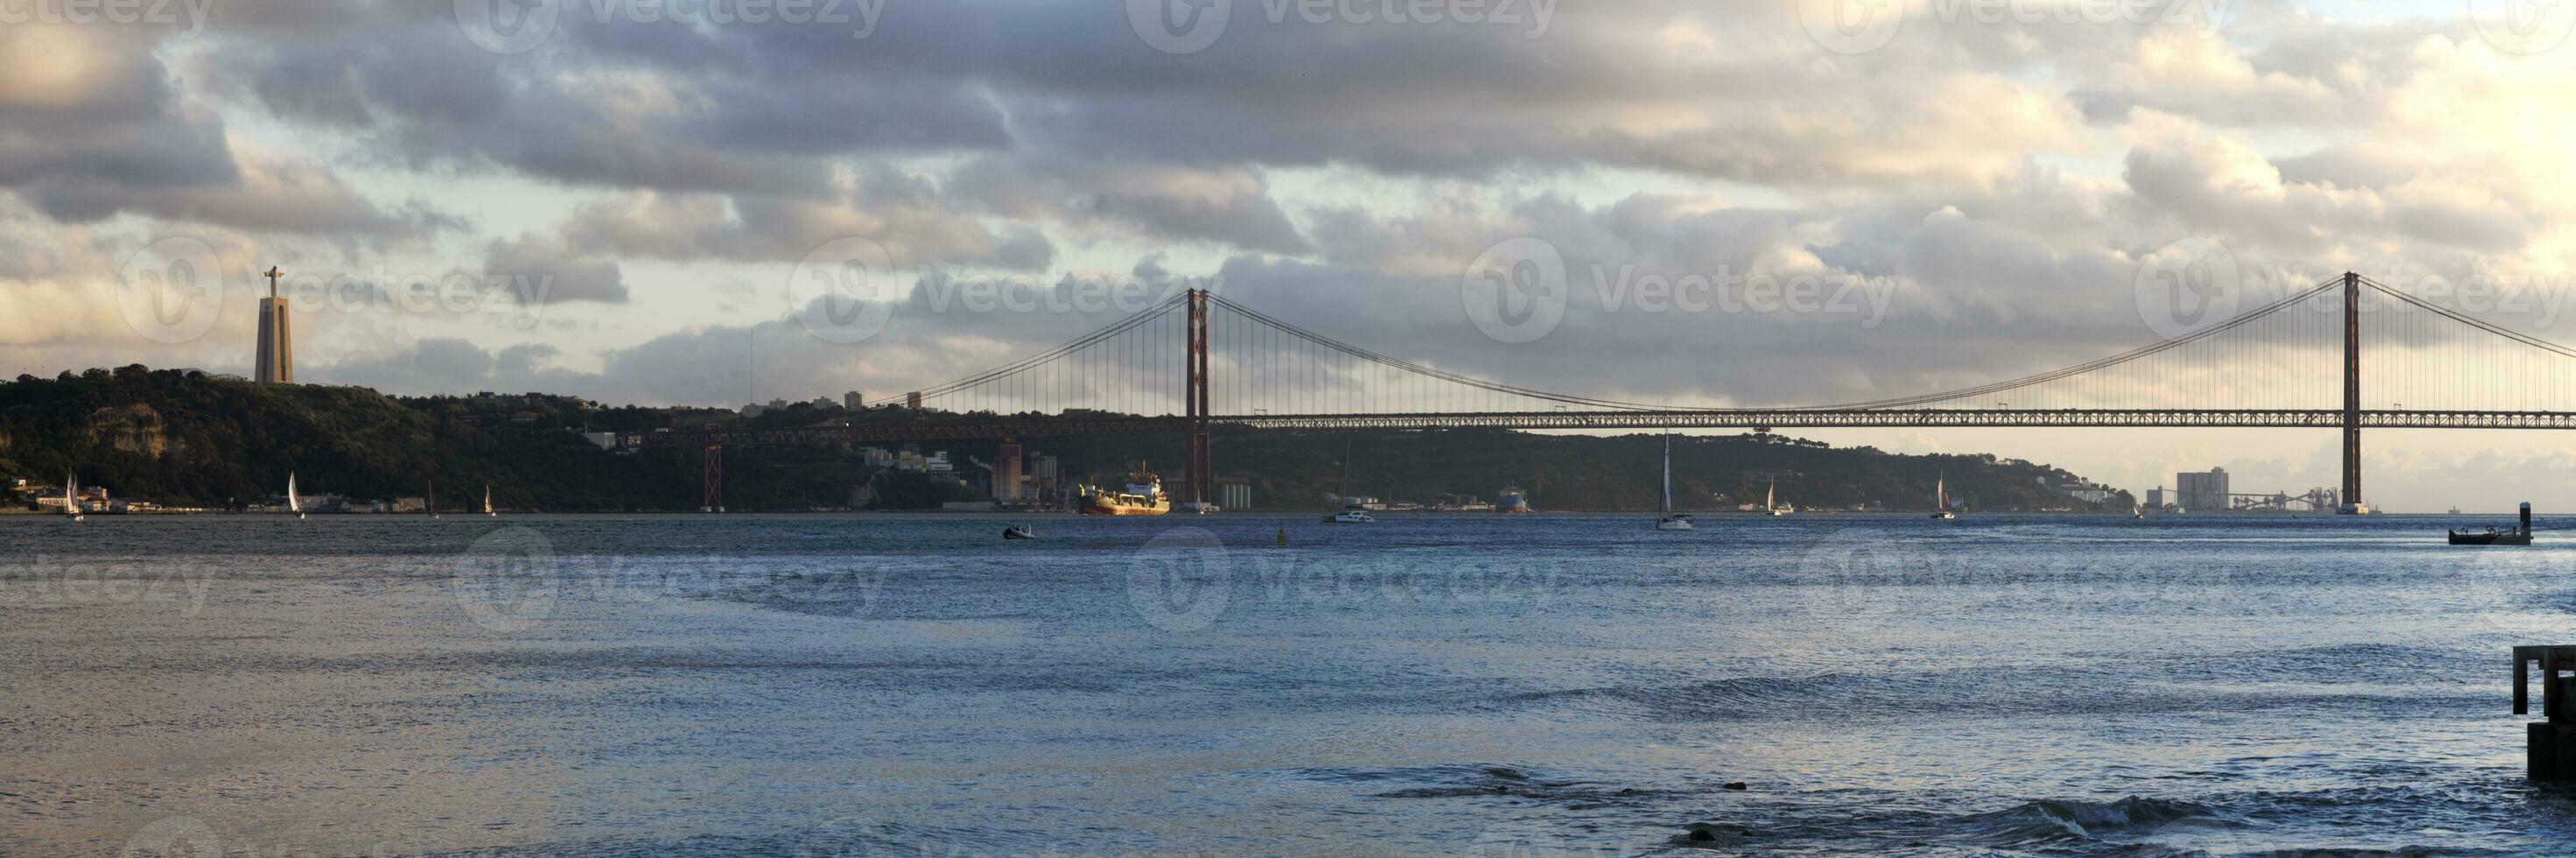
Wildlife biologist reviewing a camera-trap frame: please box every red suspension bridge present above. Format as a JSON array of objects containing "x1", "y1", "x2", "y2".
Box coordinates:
[{"x1": 622, "y1": 273, "x2": 2576, "y2": 514}]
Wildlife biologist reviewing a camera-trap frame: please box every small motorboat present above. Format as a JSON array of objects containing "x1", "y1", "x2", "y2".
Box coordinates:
[
  {"x1": 1001, "y1": 525, "x2": 1034, "y2": 540},
  {"x1": 2450, "y1": 503, "x2": 2534, "y2": 546},
  {"x1": 1323, "y1": 506, "x2": 1375, "y2": 524}
]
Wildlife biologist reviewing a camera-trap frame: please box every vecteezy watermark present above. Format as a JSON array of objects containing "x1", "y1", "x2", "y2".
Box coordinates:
[
  {"x1": 1797, "y1": 0, "x2": 2236, "y2": 55},
  {"x1": 914, "y1": 269, "x2": 1224, "y2": 317},
  {"x1": 120, "y1": 816, "x2": 222, "y2": 858},
  {"x1": 2132, "y1": 236, "x2": 2243, "y2": 341},
  {"x1": 1125, "y1": 527, "x2": 1564, "y2": 632},
  {"x1": 1126, "y1": 0, "x2": 1558, "y2": 55},
  {"x1": 120, "y1": 815, "x2": 391, "y2": 858},
  {"x1": 2134, "y1": 243, "x2": 2576, "y2": 339},
  {"x1": 269, "y1": 265, "x2": 562, "y2": 331},
  {"x1": 453, "y1": 526, "x2": 559, "y2": 632},
  {"x1": 1461, "y1": 236, "x2": 1570, "y2": 344},
  {"x1": 0, "y1": 0, "x2": 214, "y2": 38},
  {"x1": 1460, "y1": 236, "x2": 1901, "y2": 345},
  {"x1": 455, "y1": 0, "x2": 886, "y2": 54},
  {"x1": 0, "y1": 555, "x2": 215, "y2": 617},
  {"x1": 2467, "y1": 0, "x2": 2576, "y2": 55},
  {"x1": 1587, "y1": 264, "x2": 1900, "y2": 329},
  {"x1": 790, "y1": 236, "x2": 899, "y2": 345},
  {"x1": 1127, "y1": 527, "x2": 1232, "y2": 632},
  {"x1": 116, "y1": 236, "x2": 224, "y2": 345},
  {"x1": 448, "y1": 526, "x2": 891, "y2": 631}
]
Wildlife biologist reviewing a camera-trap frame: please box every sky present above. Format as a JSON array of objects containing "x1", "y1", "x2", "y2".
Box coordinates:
[{"x1": 9, "y1": 0, "x2": 2576, "y2": 511}]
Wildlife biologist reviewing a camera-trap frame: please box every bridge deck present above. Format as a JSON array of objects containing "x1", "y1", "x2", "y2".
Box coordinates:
[{"x1": 618, "y1": 409, "x2": 2576, "y2": 448}]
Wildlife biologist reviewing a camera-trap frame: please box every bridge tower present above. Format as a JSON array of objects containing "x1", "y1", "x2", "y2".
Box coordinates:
[
  {"x1": 2340, "y1": 271, "x2": 2368, "y2": 515},
  {"x1": 1184, "y1": 288, "x2": 1213, "y2": 508}
]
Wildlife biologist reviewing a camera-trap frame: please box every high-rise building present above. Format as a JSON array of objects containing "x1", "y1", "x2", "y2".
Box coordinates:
[
  {"x1": 253, "y1": 266, "x2": 293, "y2": 383},
  {"x1": 994, "y1": 442, "x2": 1025, "y2": 502},
  {"x1": 843, "y1": 391, "x2": 863, "y2": 410},
  {"x1": 2145, "y1": 488, "x2": 2166, "y2": 509},
  {"x1": 2177, "y1": 468, "x2": 2229, "y2": 512}
]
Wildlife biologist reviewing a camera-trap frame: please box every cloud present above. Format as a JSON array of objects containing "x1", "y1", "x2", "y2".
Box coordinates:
[{"x1": 482, "y1": 235, "x2": 627, "y2": 305}]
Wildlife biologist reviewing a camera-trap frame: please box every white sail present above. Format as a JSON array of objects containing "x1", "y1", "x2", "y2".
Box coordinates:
[
  {"x1": 286, "y1": 473, "x2": 300, "y2": 514},
  {"x1": 1935, "y1": 475, "x2": 1944, "y2": 510},
  {"x1": 1766, "y1": 477, "x2": 1775, "y2": 510},
  {"x1": 65, "y1": 470, "x2": 77, "y2": 517},
  {"x1": 483, "y1": 485, "x2": 494, "y2": 515}
]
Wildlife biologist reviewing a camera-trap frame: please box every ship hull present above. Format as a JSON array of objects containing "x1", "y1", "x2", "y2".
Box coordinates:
[{"x1": 1080, "y1": 502, "x2": 1169, "y2": 517}]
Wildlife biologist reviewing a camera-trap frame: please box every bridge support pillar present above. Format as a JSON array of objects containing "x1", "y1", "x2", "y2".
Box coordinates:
[
  {"x1": 1183, "y1": 288, "x2": 1214, "y2": 509},
  {"x1": 702, "y1": 444, "x2": 723, "y2": 513},
  {"x1": 2340, "y1": 271, "x2": 2368, "y2": 515}
]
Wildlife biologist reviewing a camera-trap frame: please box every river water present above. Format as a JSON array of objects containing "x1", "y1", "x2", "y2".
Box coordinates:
[{"x1": 5, "y1": 513, "x2": 2576, "y2": 855}]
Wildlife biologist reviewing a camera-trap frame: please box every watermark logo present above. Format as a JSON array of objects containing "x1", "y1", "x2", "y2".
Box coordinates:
[
  {"x1": 455, "y1": 0, "x2": 561, "y2": 54},
  {"x1": 1586, "y1": 264, "x2": 1899, "y2": 328},
  {"x1": 914, "y1": 269, "x2": 1223, "y2": 316},
  {"x1": 1801, "y1": 0, "x2": 2237, "y2": 54},
  {"x1": 1798, "y1": 0, "x2": 1906, "y2": 54},
  {"x1": 120, "y1": 816, "x2": 222, "y2": 858},
  {"x1": 1127, "y1": 527, "x2": 1232, "y2": 632},
  {"x1": 2133, "y1": 236, "x2": 2241, "y2": 341},
  {"x1": 1462, "y1": 236, "x2": 1569, "y2": 344},
  {"x1": 759, "y1": 566, "x2": 889, "y2": 617},
  {"x1": 458, "y1": 0, "x2": 886, "y2": 54},
  {"x1": 264, "y1": 265, "x2": 561, "y2": 331},
  {"x1": 791, "y1": 236, "x2": 899, "y2": 345},
  {"x1": 2469, "y1": 0, "x2": 2576, "y2": 55},
  {"x1": 0, "y1": 556, "x2": 215, "y2": 617},
  {"x1": 116, "y1": 236, "x2": 224, "y2": 345},
  {"x1": 1128, "y1": 0, "x2": 1556, "y2": 54},
  {"x1": 1128, "y1": 0, "x2": 1231, "y2": 53},
  {"x1": 453, "y1": 525, "x2": 559, "y2": 632},
  {"x1": 1, "y1": 0, "x2": 214, "y2": 38}
]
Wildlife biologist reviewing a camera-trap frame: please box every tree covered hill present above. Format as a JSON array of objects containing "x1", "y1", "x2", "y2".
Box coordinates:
[{"x1": 0, "y1": 367, "x2": 2129, "y2": 513}]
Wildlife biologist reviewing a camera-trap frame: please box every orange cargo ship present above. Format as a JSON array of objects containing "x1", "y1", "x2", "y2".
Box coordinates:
[{"x1": 1078, "y1": 469, "x2": 1172, "y2": 517}]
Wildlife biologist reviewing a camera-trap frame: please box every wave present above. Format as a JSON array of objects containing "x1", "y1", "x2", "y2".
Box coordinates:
[
  {"x1": 1497, "y1": 666, "x2": 2484, "y2": 723},
  {"x1": 1960, "y1": 796, "x2": 2233, "y2": 846}
]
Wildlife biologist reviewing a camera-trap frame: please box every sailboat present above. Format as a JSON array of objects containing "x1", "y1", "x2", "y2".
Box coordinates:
[
  {"x1": 483, "y1": 484, "x2": 498, "y2": 517},
  {"x1": 1930, "y1": 473, "x2": 1957, "y2": 519},
  {"x1": 1323, "y1": 439, "x2": 1373, "y2": 524},
  {"x1": 1766, "y1": 476, "x2": 1791, "y2": 516},
  {"x1": 1656, "y1": 434, "x2": 1692, "y2": 531},
  {"x1": 287, "y1": 472, "x2": 305, "y2": 520},
  {"x1": 427, "y1": 480, "x2": 441, "y2": 519},
  {"x1": 64, "y1": 470, "x2": 84, "y2": 522}
]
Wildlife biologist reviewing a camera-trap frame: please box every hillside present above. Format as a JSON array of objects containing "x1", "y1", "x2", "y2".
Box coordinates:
[{"x1": 0, "y1": 367, "x2": 2129, "y2": 513}]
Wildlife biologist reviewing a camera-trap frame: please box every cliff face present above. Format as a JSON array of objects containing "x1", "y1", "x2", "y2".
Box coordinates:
[{"x1": 88, "y1": 402, "x2": 179, "y2": 459}]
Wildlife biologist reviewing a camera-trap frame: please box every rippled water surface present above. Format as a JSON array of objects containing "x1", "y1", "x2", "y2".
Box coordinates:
[{"x1": 9, "y1": 513, "x2": 2576, "y2": 855}]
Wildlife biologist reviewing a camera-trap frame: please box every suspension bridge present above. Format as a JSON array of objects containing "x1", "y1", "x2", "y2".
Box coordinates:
[{"x1": 619, "y1": 273, "x2": 2576, "y2": 513}]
